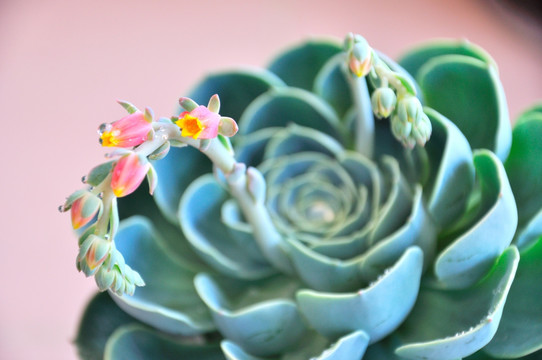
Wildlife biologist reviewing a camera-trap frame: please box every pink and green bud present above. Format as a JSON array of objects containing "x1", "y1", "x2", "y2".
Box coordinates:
[
  {"x1": 99, "y1": 112, "x2": 152, "y2": 148},
  {"x1": 371, "y1": 87, "x2": 397, "y2": 119},
  {"x1": 70, "y1": 191, "x2": 103, "y2": 230},
  {"x1": 391, "y1": 97, "x2": 432, "y2": 148},
  {"x1": 344, "y1": 33, "x2": 372, "y2": 78},
  {"x1": 77, "y1": 234, "x2": 111, "y2": 276},
  {"x1": 111, "y1": 152, "x2": 151, "y2": 197},
  {"x1": 175, "y1": 95, "x2": 238, "y2": 139}
]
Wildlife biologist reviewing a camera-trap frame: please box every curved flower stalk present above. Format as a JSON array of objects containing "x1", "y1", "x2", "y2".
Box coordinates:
[{"x1": 64, "y1": 34, "x2": 542, "y2": 360}]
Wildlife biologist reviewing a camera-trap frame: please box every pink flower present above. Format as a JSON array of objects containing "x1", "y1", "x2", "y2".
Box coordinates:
[
  {"x1": 99, "y1": 112, "x2": 152, "y2": 148},
  {"x1": 175, "y1": 106, "x2": 220, "y2": 139},
  {"x1": 110, "y1": 153, "x2": 150, "y2": 197}
]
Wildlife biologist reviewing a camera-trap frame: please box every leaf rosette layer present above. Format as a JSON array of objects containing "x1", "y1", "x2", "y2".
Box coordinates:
[{"x1": 76, "y1": 38, "x2": 542, "y2": 360}]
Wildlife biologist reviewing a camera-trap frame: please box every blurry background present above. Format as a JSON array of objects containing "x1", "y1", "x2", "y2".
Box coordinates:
[{"x1": 0, "y1": 0, "x2": 540, "y2": 358}]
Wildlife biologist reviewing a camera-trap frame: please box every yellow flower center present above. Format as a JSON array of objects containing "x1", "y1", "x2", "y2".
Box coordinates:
[
  {"x1": 100, "y1": 130, "x2": 120, "y2": 147},
  {"x1": 175, "y1": 113, "x2": 205, "y2": 139}
]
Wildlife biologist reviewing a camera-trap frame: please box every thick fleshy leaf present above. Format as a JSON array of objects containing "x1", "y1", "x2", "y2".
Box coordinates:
[
  {"x1": 179, "y1": 175, "x2": 276, "y2": 279},
  {"x1": 314, "y1": 331, "x2": 369, "y2": 360},
  {"x1": 104, "y1": 324, "x2": 223, "y2": 360},
  {"x1": 313, "y1": 53, "x2": 352, "y2": 119},
  {"x1": 110, "y1": 217, "x2": 214, "y2": 335},
  {"x1": 268, "y1": 39, "x2": 342, "y2": 90},
  {"x1": 75, "y1": 292, "x2": 142, "y2": 360},
  {"x1": 194, "y1": 273, "x2": 306, "y2": 357},
  {"x1": 398, "y1": 39, "x2": 497, "y2": 80},
  {"x1": 188, "y1": 69, "x2": 285, "y2": 121},
  {"x1": 515, "y1": 208, "x2": 542, "y2": 249},
  {"x1": 504, "y1": 110, "x2": 542, "y2": 230},
  {"x1": 417, "y1": 54, "x2": 510, "y2": 161},
  {"x1": 221, "y1": 330, "x2": 369, "y2": 360},
  {"x1": 238, "y1": 87, "x2": 343, "y2": 143},
  {"x1": 296, "y1": 247, "x2": 423, "y2": 343},
  {"x1": 484, "y1": 237, "x2": 542, "y2": 358},
  {"x1": 152, "y1": 145, "x2": 213, "y2": 224},
  {"x1": 434, "y1": 150, "x2": 517, "y2": 289},
  {"x1": 222, "y1": 340, "x2": 264, "y2": 360},
  {"x1": 262, "y1": 124, "x2": 343, "y2": 161},
  {"x1": 117, "y1": 182, "x2": 208, "y2": 272},
  {"x1": 423, "y1": 108, "x2": 474, "y2": 228},
  {"x1": 396, "y1": 246, "x2": 519, "y2": 360},
  {"x1": 359, "y1": 186, "x2": 437, "y2": 280}
]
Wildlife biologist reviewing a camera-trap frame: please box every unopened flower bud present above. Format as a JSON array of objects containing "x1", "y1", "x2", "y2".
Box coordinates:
[
  {"x1": 371, "y1": 87, "x2": 397, "y2": 119},
  {"x1": 70, "y1": 191, "x2": 103, "y2": 230},
  {"x1": 77, "y1": 235, "x2": 111, "y2": 276},
  {"x1": 397, "y1": 96, "x2": 424, "y2": 125},
  {"x1": 344, "y1": 34, "x2": 372, "y2": 78},
  {"x1": 110, "y1": 153, "x2": 150, "y2": 197},
  {"x1": 95, "y1": 266, "x2": 116, "y2": 291},
  {"x1": 391, "y1": 114, "x2": 413, "y2": 146},
  {"x1": 413, "y1": 113, "x2": 432, "y2": 146},
  {"x1": 392, "y1": 97, "x2": 432, "y2": 148},
  {"x1": 99, "y1": 112, "x2": 152, "y2": 148}
]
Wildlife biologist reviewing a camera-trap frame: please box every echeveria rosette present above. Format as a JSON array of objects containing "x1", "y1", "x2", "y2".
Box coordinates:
[{"x1": 74, "y1": 36, "x2": 542, "y2": 360}]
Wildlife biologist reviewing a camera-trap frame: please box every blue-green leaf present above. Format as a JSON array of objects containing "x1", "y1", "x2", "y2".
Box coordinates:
[
  {"x1": 179, "y1": 175, "x2": 276, "y2": 279},
  {"x1": 152, "y1": 146, "x2": 212, "y2": 224},
  {"x1": 111, "y1": 217, "x2": 214, "y2": 335},
  {"x1": 268, "y1": 39, "x2": 342, "y2": 90},
  {"x1": 238, "y1": 87, "x2": 343, "y2": 143},
  {"x1": 504, "y1": 109, "x2": 542, "y2": 232},
  {"x1": 484, "y1": 237, "x2": 542, "y2": 358},
  {"x1": 417, "y1": 55, "x2": 510, "y2": 161},
  {"x1": 313, "y1": 53, "x2": 352, "y2": 119},
  {"x1": 221, "y1": 330, "x2": 369, "y2": 360},
  {"x1": 396, "y1": 246, "x2": 519, "y2": 360},
  {"x1": 434, "y1": 150, "x2": 517, "y2": 289},
  {"x1": 189, "y1": 69, "x2": 285, "y2": 121},
  {"x1": 195, "y1": 273, "x2": 306, "y2": 357},
  {"x1": 75, "y1": 292, "x2": 142, "y2": 360},
  {"x1": 423, "y1": 108, "x2": 474, "y2": 229},
  {"x1": 117, "y1": 182, "x2": 208, "y2": 273},
  {"x1": 398, "y1": 39, "x2": 497, "y2": 80},
  {"x1": 104, "y1": 324, "x2": 224, "y2": 360},
  {"x1": 296, "y1": 247, "x2": 423, "y2": 343}
]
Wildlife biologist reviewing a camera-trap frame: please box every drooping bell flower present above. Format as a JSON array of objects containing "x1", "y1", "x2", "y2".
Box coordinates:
[
  {"x1": 77, "y1": 234, "x2": 111, "y2": 276},
  {"x1": 99, "y1": 112, "x2": 152, "y2": 148},
  {"x1": 344, "y1": 33, "x2": 372, "y2": 78},
  {"x1": 110, "y1": 152, "x2": 150, "y2": 197},
  {"x1": 70, "y1": 191, "x2": 102, "y2": 229}
]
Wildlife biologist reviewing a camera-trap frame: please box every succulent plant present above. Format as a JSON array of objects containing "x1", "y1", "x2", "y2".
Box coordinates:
[{"x1": 64, "y1": 33, "x2": 542, "y2": 360}]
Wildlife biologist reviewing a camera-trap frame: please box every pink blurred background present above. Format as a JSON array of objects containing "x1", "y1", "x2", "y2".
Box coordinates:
[{"x1": 1, "y1": 0, "x2": 541, "y2": 359}]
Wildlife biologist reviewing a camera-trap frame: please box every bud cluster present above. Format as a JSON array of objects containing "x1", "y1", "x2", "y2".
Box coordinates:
[
  {"x1": 61, "y1": 95, "x2": 238, "y2": 296},
  {"x1": 343, "y1": 33, "x2": 432, "y2": 150}
]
